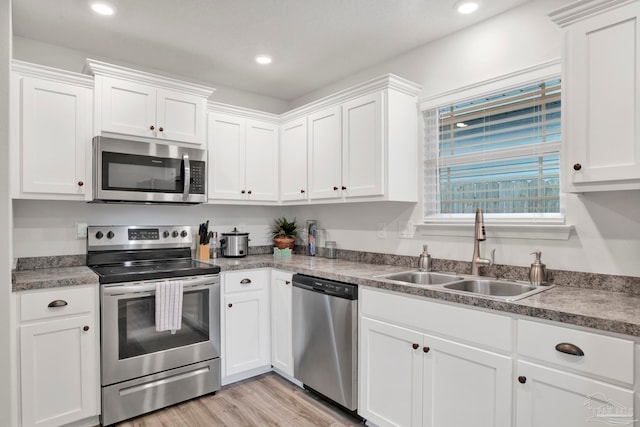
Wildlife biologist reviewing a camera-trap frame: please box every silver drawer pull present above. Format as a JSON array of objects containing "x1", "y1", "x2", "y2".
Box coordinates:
[
  {"x1": 240, "y1": 278, "x2": 252, "y2": 284},
  {"x1": 48, "y1": 299, "x2": 68, "y2": 308},
  {"x1": 555, "y1": 343, "x2": 585, "y2": 356}
]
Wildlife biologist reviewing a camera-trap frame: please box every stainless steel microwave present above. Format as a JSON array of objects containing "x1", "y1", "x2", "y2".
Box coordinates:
[{"x1": 92, "y1": 136, "x2": 207, "y2": 204}]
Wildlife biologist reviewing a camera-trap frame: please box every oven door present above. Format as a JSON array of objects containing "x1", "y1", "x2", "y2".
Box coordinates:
[
  {"x1": 93, "y1": 136, "x2": 207, "y2": 204},
  {"x1": 100, "y1": 274, "x2": 220, "y2": 386}
]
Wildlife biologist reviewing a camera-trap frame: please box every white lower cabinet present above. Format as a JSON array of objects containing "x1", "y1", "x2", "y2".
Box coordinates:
[
  {"x1": 515, "y1": 319, "x2": 635, "y2": 427},
  {"x1": 515, "y1": 361, "x2": 634, "y2": 427},
  {"x1": 360, "y1": 317, "x2": 512, "y2": 427},
  {"x1": 18, "y1": 286, "x2": 99, "y2": 427},
  {"x1": 270, "y1": 270, "x2": 293, "y2": 376},
  {"x1": 221, "y1": 269, "x2": 271, "y2": 382},
  {"x1": 359, "y1": 288, "x2": 512, "y2": 427}
]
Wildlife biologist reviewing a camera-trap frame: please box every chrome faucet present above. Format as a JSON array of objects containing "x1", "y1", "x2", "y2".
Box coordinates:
[{"x1": 471, "y1": 208, "x2": 494, "y2": 275}]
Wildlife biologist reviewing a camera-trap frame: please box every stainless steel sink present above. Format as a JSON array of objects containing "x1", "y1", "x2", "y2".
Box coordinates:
[
  {"x1": 375, "y1": 270, "x2": 552, "y2": 301},
  {"x1": 443, "y1": 279, "x2": 537, "y2": 297},
  {"x1": 376, "y1": 271, "x2": 463, "y2": 285}
]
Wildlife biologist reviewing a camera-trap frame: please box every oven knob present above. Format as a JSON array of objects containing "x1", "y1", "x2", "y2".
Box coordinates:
[
  {"x1": 163, "y1": 231, "x2": 170, "y2": 238},
  {"x1": 95, "y1": 231, "x2": 103, "y2": 239},
  {"x1": 172, "y1": 230, "x2": 179, "y2": 238},
  {"x1": 106, "y1": 231, "x2": 115, "y2": 239},
  {"x1": 180, "y1": 230, "x2": 188, "y2": 238}
]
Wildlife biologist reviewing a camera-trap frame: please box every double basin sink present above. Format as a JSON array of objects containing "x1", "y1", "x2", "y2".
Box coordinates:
[{"x1": 375, "y1": 270, "x2": 552, "y2": 302}]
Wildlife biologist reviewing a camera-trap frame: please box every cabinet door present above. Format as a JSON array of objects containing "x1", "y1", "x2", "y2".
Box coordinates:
[
  {"x1": 224, "y1": 290, "x2": 270, "y2": 377},
  {"x1": 208, "y1": 113, "x2": 245, "y2": 200},
  {"x1": 270, "y1": 270, "x2": 293, "y2": 376},
  {"x1": 359, "y1": 317, "x2": 423, "y2": 427},
  {"x1": 342, "y1": 92, "x2": 384, "y2": 198},
  {"x1": 280, "y1": 117, "x2": 308, "y2": 201},
  {"x1": 308, "y1": 106, "x2": 342, "y2": 200},
  {"x1": 565, "y1": 3, "x2": 640, "y2": 191},
  {"x1": 516, "y1": 361, "x2": 634, "y2": 427},
  {"x1": 20, "y1": 314, "x2": 97, "y2": 427},
  {"x1": 20, "y1": 77, "x2": 90, "y2": 198},
  {"x1": 99, "y1": 76, "x2": 157, "y2": 139},
  {"x1": 422, "y1": 335, "x2": 512, "y2": 427},
  {"x1": 245, "y1": 119, "x2": 279, "y2": 201},
  {"x1": 156, "y1": 89, "x2": 206, "y2": 145}
]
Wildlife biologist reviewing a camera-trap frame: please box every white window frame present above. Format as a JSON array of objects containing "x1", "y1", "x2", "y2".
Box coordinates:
[{"x1": 417, "y1": 59, "x2": 572, "y2": 240}]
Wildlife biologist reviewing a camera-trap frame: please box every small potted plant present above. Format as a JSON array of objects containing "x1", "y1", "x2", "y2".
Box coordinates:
[{"x1": 270, "y1": 216, "x2": 300, "y2": 250}]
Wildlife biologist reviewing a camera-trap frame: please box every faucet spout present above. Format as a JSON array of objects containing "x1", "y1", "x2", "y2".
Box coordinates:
[{"x1": 471, "y1": 208, "x2": 493, "y2": 275}]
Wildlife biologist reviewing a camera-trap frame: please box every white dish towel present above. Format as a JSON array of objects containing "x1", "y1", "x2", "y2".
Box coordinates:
[{"x1": 155, "y1": 280, "x2": 184, "y2": 334}]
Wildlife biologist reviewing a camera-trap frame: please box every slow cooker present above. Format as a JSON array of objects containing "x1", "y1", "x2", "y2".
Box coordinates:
[{"x1": 220, "y1": 227, "x2": 249, "y2": 257}]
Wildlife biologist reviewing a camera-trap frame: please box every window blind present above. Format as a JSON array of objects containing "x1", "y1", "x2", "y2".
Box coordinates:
[{"x1": 424, "y1": 78, "x2": 561, "y2": 216}]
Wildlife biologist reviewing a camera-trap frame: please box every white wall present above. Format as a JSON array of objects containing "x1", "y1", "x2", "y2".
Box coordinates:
[
  {"x1": 285, "y1": 0, "x2": 640, "y2": 278},
  {"x1": 12, "y1": 36, "x2": 290, "y2": 114},
  {"x1": 1, "y1": 0, "x2": 13, "y2": 424},
  {"x1": 11, "y1": 0, "x2": 640, "y2": 278},
  {"x1": 12, "y1": 200, "x2": 287, "y2": 258},
  {"x1": 291, "y1": 0, "x2": 569, "y2": 107}
]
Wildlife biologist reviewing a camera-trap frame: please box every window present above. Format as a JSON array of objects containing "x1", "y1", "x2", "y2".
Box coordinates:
[{"x1": 423, "y1": 78, "x2": 561, "y2": 220}]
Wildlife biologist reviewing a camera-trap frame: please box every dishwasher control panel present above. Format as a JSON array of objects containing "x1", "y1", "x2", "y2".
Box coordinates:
[{"x1": 292, "y1": 274, "x2": 357, "y2": 300}]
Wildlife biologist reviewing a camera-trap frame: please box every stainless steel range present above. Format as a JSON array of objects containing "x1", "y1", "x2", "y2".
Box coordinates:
[{"x1": 87, "y1": 225, "x2": 221, "y2": 426}]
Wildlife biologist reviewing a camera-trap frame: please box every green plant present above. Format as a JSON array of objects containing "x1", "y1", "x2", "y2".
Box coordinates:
[{"x1": 270, "y1": 216, "x2": 300, "y2": 239}]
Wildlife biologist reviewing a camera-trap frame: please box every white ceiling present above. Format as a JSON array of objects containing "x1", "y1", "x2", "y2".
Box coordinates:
[{"x1": 12, "y1": 0, "x2": 532, "y2": 101}]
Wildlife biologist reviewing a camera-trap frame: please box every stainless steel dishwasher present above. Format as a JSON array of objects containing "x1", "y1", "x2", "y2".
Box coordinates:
[{"x1": 292, "y1": 274, "x2": 358, "y2": 412}]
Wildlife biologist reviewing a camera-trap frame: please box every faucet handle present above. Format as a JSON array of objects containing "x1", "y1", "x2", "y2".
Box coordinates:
[{"x1": 490, "y1": 248, "x2": 496, "y2": 266}]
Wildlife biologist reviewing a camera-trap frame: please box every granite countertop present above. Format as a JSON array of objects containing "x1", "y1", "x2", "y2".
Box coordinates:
[
  {"x1": 12, "y1": 266, "x2": 99, "y2": 292},
  {"x1": 12, "y1": 254, "x2": 640, "y2": 338}
]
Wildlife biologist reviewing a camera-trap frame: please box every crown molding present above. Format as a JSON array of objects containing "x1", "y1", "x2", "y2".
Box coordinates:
[
  {"x1": 207, "y1": 101, "x2": 280, "y2": 124},
  {"x1": 84, "y1": 58, "x2": 215, "y2": 98},
  {"x1": 281, "y1": 74, "x2": 422, "y2": 122},
  {"x1": 548, "y1": 0, "x2": 637, "y2": 27},
  {"x1": 12, "y1": 60, "x2": 94, "y2": 88}
]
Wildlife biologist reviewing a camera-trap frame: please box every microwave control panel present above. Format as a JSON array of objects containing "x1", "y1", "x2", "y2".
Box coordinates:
[{"x1": 189, "y1": 161, "x2": 206, "y2": 194}]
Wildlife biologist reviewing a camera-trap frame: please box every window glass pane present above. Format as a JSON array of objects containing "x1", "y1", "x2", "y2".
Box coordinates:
[{"x1": 424, "y1": 78, "x2": 561, "y2": 217}]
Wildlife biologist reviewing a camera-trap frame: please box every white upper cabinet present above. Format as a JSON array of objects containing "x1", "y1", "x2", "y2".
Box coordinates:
[
  {"x1": 551, "y1": 1, "x2": 640, "y2": 191},
  {"x1": 85, "y1": 59, "x2": 213, "y2": 146},
  {"x1": 280, "y1": 117, "x2": 309, "y2": 201},
  {"x1": 308, "y1": 106, "x2": 343, "y2": 200},
  {"x1": 281, "y1": 74, "x2": 421, "y2": 204},
  {"x1": 11, "y1": 61, "x2": 93, "y2": 200},
  {"x1": 342, "y1": 92, "x2": 384, "y2": 198},
  {"x1": 208, "y1": 108, "x2": 279, "y2": 203}
]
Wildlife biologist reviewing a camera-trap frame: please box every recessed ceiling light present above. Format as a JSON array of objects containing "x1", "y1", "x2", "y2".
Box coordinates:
[
  {"x1": 455, "y1": 1, "x2": 480, "y2": 14},
  {"x1": 91, "y1": 2, "x2": 115, "y2": 16},
  {"x1": 255, "y1": 55, "x2": 273, "y2": 65}
]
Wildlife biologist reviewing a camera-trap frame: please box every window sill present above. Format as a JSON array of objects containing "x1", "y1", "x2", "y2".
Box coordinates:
[{"x1": 417, "y1": 219, "x2": 573, "y2": 240}]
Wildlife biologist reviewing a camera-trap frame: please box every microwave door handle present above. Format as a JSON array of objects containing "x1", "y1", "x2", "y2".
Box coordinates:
[{"x1": 183, "y1": 153, "x2": 191, "y2": 199}]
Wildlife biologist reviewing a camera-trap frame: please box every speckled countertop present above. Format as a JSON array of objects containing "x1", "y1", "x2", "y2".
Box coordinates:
[{"x1": 12, "y1": 254, "x2": 640, "y2": 338}]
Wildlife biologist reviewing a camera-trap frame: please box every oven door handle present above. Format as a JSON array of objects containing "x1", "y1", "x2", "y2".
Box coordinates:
[
  {"x1": 182, "y1": 153, "x2": 191, "y2": 199},
  {"x1": 102, "y1": 278, "x2": 219, "y2": 296}
]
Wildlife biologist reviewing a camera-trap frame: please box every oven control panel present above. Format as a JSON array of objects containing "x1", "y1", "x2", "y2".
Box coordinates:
[{"x1": 87, "y1": 225, "x2": 192, "y2": 250}]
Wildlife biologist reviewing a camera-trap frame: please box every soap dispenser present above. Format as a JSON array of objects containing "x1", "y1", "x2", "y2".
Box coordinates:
[
  {"x1": 529, "y1": 251, "x2": 548, "y2": 285},
  {"x1": 418, "y1": 244, "x2": 432, "y2": 272}
]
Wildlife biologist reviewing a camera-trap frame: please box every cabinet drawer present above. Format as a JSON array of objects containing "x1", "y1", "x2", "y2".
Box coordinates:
[
  {"x1": 517, "y1": 320, "x2": 634, "y2": 384},
  {"x1": 361, "y1": 287, "x2": 512, "y2": 352},
  {"x1": 20, "y1": 286, "x2": 95, "y2": 323},
  {"x1": 223, "y1": 270, "x2": 266, "y2": 294}
]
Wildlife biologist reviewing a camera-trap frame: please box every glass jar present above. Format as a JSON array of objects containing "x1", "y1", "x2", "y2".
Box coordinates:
[
  {"x1": 315, "y1": 229, "x2": 326, "y2": 257},
  {"x1": 325, "y1": 240, "x2": 337, "y2": 259}
]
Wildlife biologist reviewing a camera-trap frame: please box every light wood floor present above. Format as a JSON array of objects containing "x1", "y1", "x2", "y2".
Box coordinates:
[{"x1": 116, "y1": 372, "x2": 362, "y2": 427}]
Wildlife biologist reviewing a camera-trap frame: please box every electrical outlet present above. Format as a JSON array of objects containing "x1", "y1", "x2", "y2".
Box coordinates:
[
  {"x1": 377, "y1": 223, "x2": 387, "y2": 239},
  {"x1": 399, "y1": 221, "x2": 415, "y2": 238},
  {"x1": 76, "y1": 222, "x2": 88, "y2": 239}
]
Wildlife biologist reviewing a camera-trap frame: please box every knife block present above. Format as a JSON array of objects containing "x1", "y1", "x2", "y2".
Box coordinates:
[{"x1": 198, "y1": 244, "x2": 210, "y2": 260}]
